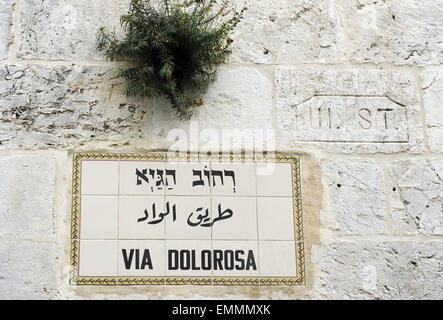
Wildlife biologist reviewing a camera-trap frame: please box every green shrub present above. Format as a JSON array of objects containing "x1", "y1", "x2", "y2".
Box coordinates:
[{"x1": 98, "y1": 0, "x2": 246, "y2": 120}]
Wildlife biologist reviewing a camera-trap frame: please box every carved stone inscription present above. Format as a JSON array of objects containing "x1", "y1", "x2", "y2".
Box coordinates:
[{"x1": 294, "y1": 95, "x2": 408, "y2": 142}]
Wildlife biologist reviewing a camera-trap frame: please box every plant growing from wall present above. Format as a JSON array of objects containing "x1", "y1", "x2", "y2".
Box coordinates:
[{"x1": 98, "y1": 0, "x2": 246, "y2": 120}]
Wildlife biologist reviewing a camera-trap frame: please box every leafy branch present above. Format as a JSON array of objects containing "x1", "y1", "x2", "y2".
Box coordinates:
[{"x1": 98, "y1": 0, "x2": 246, "y2": 120}]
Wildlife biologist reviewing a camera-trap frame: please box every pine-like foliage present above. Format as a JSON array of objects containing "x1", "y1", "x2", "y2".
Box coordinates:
[{"x1": 98, "y1": 0, "x2": 246, "y2": 120}]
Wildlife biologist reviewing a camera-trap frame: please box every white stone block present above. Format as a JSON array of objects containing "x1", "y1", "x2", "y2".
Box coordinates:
[
  {"x1": 324, "y1": 159, "x2": 387, "y2": 235},
  {"x1": 275, "y1": 68, "x2": 424, "y2": 153},
  {"x1": 423, "y1": 70, "x2": 443, "y2": 153},
  {"x1": 152, "y1": 67, "x2": 274, "y2": 153},
  {"x1": 0, "y1": 242, "x2": 57, "y2": 299},
  {"x1": 228, "y1": 0, "x2": 346, "y2": 64},
  {"x1": 312, "y1": 241, "x2": 443, "y2": 299},
  {"x1": 0, "y1": 156, "x2": 56, "y2": 239},
  {"x1": 344, "y1": 0, "x2": 443, "y2": 66},
  {"x1": 389, "y1": 160, "x2": 443, "y2": 235},
  {"x1": 0, "y1": 64, "x2": 151, "y2": 149},
  {"x1": 19, "y1": 0, "x2": 131, "y2": 60},
  {"x1": 0, "y1": 0, "x2": 12, "y2": 59}
]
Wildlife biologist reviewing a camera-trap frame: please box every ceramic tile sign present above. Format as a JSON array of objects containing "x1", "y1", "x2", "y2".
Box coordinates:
[{"x1": 70, "y1": 153, "x2": 305, "y2": 286}]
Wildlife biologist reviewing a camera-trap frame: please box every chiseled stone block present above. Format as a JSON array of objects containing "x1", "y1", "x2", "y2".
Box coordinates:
[
  {"x1": 0, "y1": 156, "x2": 56, "y2": 239},
  {"x1": 0, "y1": 242, "x2": 57, "y2": 299},
  {"x1": 18, "y1": 0, "x2": 131, "y2": 60},
  {"x1": 152, "y1": 67, "x2": 274, "y2": 152},
  {"x1": 389, "y1": 160, "x2": 443, "y2": 235},
  {"x1": 0, "y1": 64, "x2": 151, "y2": 149},
  {"x1": 275, "y1": 68, "x2": 424, "y2": 153},
  {"x1": 312, "y1": 241, "x2": 443, "y2": 299},
  {"x1": 228, "y1": 0, "x2": 346, "y2": 64},
  {"x1": 0, "y1": 0, "x2": 12, "y2": 59},
  {"x1": 423, "y1": 70, "x2": 443, "y2": 153},
  {"x1": 324, "y1": 159, "x2": 387, "y2": 235},
  {"x1": 344, "y1": 0, "x2": 443, "y2": 66}
]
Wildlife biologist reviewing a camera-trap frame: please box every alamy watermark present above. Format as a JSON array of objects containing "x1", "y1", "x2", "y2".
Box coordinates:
[{"x1": 166, "y1": 121, "x2": 277, "y2": 175}]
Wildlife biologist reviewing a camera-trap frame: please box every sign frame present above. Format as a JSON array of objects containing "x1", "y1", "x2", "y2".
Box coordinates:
[{"x1": 70, "y1": 152, "x2": 305, "y2": 286}]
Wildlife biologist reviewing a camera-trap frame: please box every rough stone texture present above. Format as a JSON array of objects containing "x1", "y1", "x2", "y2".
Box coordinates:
[
  {"x1": 0, "y1": 64, "x2": 151, "y2": 149},
  {"x1": 0, "y1": 0, "x2": 441, "y2": 300},
  {"x1": 325, "y1": 159, "x2": 386, "y2": 235},
  {"x1": 19, "y1": 0, "x2": 131, "y2": 60},
  {"x1": 152, "y1": 67, "x2": 273, "y2": 152},
  {"x1": 0, "y1": 156, "x2": 57, "y2": 239},
  {"x1": 423, "y1": 70, "x2": 443, "y2": 153},
  {"x1": 344, "y1": 0, "x2": 443, "y2": 66},
  {"x1": 389, "y1": 160, "x2": 443, "y2": 235},
  {"x1": 228, "y1": 0, "x2": 346, "y2": 64},
  {"x1": 0, "y1": 0, "x2": 12, "y2": 59},
  {"x1": 275, "y1": 68, "x2": 424, "y2": 153},
  {"x1": 312, "y1": 241, "x2": 443, "y2": 299},
  {"x1": 0, "y1": 242, "x2": 58, "y2": 299}
]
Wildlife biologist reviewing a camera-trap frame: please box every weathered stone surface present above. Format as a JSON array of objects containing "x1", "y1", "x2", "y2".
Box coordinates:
[
  {"x1": 0, "y1": 0, "x2": 12, "y2": 59},
  {"x1": 0, "y1": 0, "x2": 440, "y2": 300},
  {"x1": 275, "y1": 68, "x2": 424, "y2": 153},
  {"x1": 0, "y1": 156, "x2": 56, "y2": 239},
  {"x1": 0, "y1": 242, "x2": 58, "y2": 299},
  {"x1": 19, "y1": 0, "x2": 131, "y2": 60},
  {"x1": 325, "y1": 159, "x2": 386, "y2": 235},
  {"x1": 343, "y1": 0, "x2": 443, "y2": 66},
  {"x1": 0, "y1": 64, "x2": 151, "y2": 149},
  {"x1": 389, "y1": 160, "x2": 443, "y2": 235},
  {"x1": 423, "y1": 70, "x2": 443, "y2": 153},
  {"x1": 228, "y1": 0, "x2": 346, "y2": 64},
  {"x1": 312, "y1": 241, "x2": 443, "y2": 299},
  {"x1": 152, "y1": 67, "x2": 273, "y2": 152}
]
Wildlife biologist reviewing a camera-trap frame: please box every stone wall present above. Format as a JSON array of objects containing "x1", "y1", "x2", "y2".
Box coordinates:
[{"x1": 0, "y1": 0, "x2": 442, "y2": 299}]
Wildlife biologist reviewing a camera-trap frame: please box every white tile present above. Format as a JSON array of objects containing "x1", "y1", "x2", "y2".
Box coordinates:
[
  {"x1": 256, "y1": 162, "x2": 293, "y2": 197},
  {"x1": 256, "y1": 158, "x2": 279, "y2": 177},
  {"x1": 210, "y1": 162, "x2": 257, "y2": 196},
  {"x1": 257, "y1": 197, "x2": 295, "y2": 241},
  {"x1": 211, "y1": 241, "x2": 259, "y2": 277},
  {"x1": 165, "y1": 196, "x2": 211, "y2": 240},
  {"x1": 259, "y1": 241, "x2": 298, "y2": 277},
  {"x1": 80, "y1": 196, "x2": 118, "y2": 240},
  {"x1": 165, "y1": 162, "x2": 211, "y2": 196},
  {"x1": 119, "y1": 160, "x2": 165, "y2": 195},
  {"x1": 78, "y1": 240, "x2": 118, "y2": 277},
  {"x1": 165, "y1": 240, "x2": 212, "y2": 277},
  {"x1": 211, "y1": 197, "x2": 257, "y2": 240},
  {"x1": 118, "y1": 240, "x2": 165, "y2": 277},
  {"x1": 81, "y1": 160, "x2": 119, "y2": 195},
  {"x1": 119, "y1": 196, "x2": 165, "y2": 239}
]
